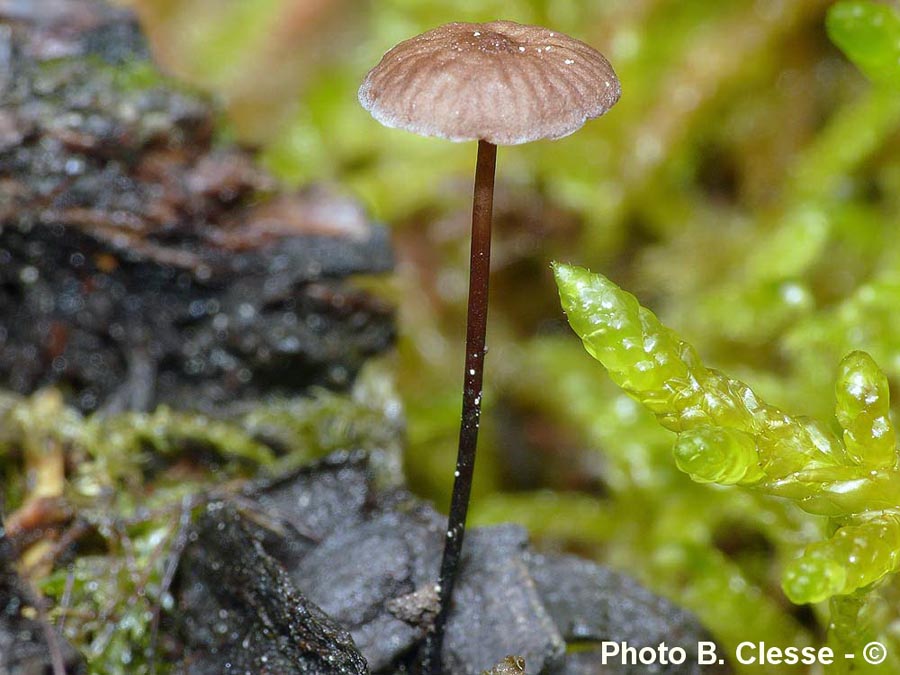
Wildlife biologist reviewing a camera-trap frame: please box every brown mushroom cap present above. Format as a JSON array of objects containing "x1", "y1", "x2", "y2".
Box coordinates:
[{"x1": 358, "y1": 20, "x2": 620, "y2": 146}]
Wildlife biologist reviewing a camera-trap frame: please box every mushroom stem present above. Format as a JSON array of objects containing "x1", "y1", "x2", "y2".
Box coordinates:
[{"x1": 427, "y1": 139, "x2": 497, "y2": 673}]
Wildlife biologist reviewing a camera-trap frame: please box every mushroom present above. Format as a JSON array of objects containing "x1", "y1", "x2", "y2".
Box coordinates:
[{"x1": 358, "y1": 20, "x2": 620, "y2": 672}]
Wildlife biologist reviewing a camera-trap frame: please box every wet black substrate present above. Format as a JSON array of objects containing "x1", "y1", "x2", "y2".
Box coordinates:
[
  {"x1": 0, "y1": 527, "x2": 86, "y2": 674},
  {"x1": 172, "y1": 451, "x2": 730, "y2": 675},
  {"x1": 0, "y1": 0, "x2": 394, "y2": 415}
]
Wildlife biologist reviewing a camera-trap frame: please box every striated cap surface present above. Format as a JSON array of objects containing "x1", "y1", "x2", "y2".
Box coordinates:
[{"x1": 358, "y1": 20, "x2": 620, "y2": 146}]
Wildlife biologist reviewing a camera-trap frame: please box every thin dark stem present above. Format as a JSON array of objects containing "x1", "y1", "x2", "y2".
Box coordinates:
[{"x1": 424, "y1": 139, "x2": 497, "y2": 674}]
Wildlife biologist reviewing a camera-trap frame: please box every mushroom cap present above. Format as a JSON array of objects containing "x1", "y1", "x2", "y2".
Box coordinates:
[{"x1": 358, "y1": 20, "x2": 620, "y2": 146}]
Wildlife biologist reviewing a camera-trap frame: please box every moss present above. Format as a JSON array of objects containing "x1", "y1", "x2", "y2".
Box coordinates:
[
  {"x1": 0, "y1": 365, "x2": 402, "y2": 674},
  {"x1": 556, "y1": 262, "x2": 900, "y2": 668}
]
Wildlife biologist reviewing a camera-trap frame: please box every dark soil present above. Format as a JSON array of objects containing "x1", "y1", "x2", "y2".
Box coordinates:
[{"x1": 0, "y1": 0, "x2": 394, "y2": 415}]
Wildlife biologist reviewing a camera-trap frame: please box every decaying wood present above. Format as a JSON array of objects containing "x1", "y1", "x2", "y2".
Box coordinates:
[
  {"x1": 176, "y1": 450, "x2": 728, "y2": 674},
  {"x1": 0, "y1": 0, "x2": 394, "y2": 413}
]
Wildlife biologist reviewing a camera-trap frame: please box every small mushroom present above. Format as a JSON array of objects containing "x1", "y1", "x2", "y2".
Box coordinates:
[{"x1": 359, "y1": 20, "x2": 620, "y2": 673}]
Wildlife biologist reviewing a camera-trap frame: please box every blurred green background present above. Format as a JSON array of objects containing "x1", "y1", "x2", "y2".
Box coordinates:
[{"x1": 65, "y1": 0, "x2": 900, "y2": 671}]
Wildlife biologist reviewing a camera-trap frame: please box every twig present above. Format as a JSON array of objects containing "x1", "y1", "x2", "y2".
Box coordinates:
[
  {"x1": 21, "y1": 519, "x2": 90, "y2": 579},
  {"x1": 57, "y1": 565, "x2": 75, "y2": 633},
  {"x1": 30, "y1": 585, "x2": 67, "y2": 675},
  {"x1": 149, "y1": 495, "x2": 193, "y2": 675}
]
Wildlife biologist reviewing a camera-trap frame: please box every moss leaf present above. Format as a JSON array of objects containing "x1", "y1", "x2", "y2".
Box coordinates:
[{"x1": 827, "y1": 0, "x2": 900, "y2": 86}]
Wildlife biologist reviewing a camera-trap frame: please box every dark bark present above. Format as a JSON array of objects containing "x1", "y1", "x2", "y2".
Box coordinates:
[
  {"x1": 0, "y1": 0, "x2": 394, "y2": 414},
  {"x1": 178, "y1": 451, "x2": 730, "y2": 675},
  {"x1": 177, "y1": 500, "x2": 368, "y2": 675}
]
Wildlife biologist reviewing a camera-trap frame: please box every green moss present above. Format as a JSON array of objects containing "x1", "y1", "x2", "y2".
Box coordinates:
[
  {"x1": 555, "y1": 262, "x2": 900, "y2": 662},
  {"x1": 109, "y1": 60, "x2": 174, "y2": 92},
  {"x1": 470, "y1": 491, "x2": 614, "y2": 543},
  {"x1": 1, "y1": 366, "x2": 402, "y2": 673},
  {"x1": 827, "y1": 1, "x2": 900, "y2": 87}
]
